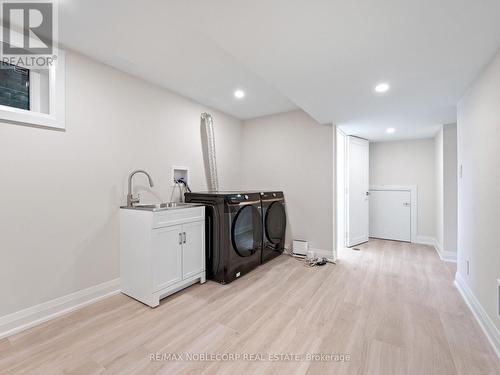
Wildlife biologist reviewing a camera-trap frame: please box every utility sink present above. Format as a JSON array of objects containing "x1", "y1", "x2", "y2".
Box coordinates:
[{"x1": 120, "y1": 202, "x2": 201, "y2": 212}]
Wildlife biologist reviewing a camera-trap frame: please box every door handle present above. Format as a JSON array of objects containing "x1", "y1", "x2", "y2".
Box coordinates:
[
  {"x1": 182, "y1": 232, "x2": 187, "y2": 244},
  {"x1": 403, "y1": 202, "x2": 410, "y2": 207},
  {"x1": 179, "y1": 232, "x2": 183, "y2": 245}
]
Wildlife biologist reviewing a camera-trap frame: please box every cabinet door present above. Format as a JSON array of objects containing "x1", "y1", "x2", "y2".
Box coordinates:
[
  {"x1": 152, "y1": 225, "x2": 183, "y2": 291},
  {"x1": 182, "y1": 221, "x2": 205, "y2": 279}
]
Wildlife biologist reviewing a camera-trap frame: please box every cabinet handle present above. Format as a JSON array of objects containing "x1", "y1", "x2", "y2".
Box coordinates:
[
  {"x1": 179, "y1": 233, "x2": 183, "y2": 245},
  {"x1": 183, "y1": 232, "x2": 187, "y2": 244}
]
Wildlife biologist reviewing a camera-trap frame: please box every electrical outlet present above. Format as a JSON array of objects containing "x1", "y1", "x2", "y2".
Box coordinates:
[{"x1": 466, "y1": 260, "x2": 470, "y2": 276}]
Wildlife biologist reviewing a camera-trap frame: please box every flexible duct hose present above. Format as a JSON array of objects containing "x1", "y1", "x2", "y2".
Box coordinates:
[{"x1": 200, "y1": 113, "x2": 219, "y2": 191}]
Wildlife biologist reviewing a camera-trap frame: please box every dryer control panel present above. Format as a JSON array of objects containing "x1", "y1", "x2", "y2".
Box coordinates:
[
  {"x1": 261, "y1": 191, "x2": 284, "y2": 200},
  {"x1": 227, "y1": 193, "x2": 261, "y2": 204}
]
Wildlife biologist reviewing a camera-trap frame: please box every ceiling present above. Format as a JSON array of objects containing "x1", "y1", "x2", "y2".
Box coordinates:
[{"x1": 59, "y1": 0, "x2": 500, "y2": 141}]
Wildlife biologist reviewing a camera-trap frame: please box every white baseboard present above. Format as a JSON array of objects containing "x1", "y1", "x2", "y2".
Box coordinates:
[
  {"x1": 415, "y1": 235, "x2": 435, "y2": 246},
  {"x1": 455, "y1": 272, "x2": 500, "y2": 358},
  {"x1": 0, "y1": 278, "x2": 120, "y2": 339},
  {"x1": 415, "y1": 235, "x2": 457, "y2": 263}
]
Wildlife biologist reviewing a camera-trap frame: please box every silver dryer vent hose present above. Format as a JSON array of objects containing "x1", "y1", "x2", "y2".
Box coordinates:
[{"x1": 201, "y1": 113, "x2": 219, "y2": 192}]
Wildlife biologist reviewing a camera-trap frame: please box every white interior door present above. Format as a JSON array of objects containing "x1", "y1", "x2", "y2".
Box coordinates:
[
  {"x1": 369, "y1": 190, "x2": 411, "y2": 242},
  {"x1": 346, "y1": 136, "x2": 369, "y2": 247}
]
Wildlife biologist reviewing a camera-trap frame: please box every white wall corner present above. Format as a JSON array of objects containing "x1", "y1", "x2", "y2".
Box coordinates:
[
  {"x1": 415, "y1": 235, "x2": 435, "y2": 246},
  {"x1": 414, "y1": 236, "x2": 457, "y2": 262},
  {"x1": 434, "y1": 238, "x2": 457, "y2": 262},
  {"x1": 0, "y1": 278, "x2": 120, "y2": 339},
  {"x1": 455, "y1": 272, "x2": 500, "y2": 358}
]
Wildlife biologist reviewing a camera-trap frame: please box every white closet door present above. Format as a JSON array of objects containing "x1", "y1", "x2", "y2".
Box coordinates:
[
  {"x1": 369, "y1": 190, "x2": 411, "y2": 242},
  {"x1": 346, "y1": 136, "x2": 370, "y2": 247}
]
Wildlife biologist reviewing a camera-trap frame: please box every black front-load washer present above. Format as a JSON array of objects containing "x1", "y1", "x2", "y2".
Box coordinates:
[
  {"x1": 184, "y1": 191, "x2": 262, "y2": 284},
  {"x1": 260, "y1": 191, "x2": 286, "y2": 264}
]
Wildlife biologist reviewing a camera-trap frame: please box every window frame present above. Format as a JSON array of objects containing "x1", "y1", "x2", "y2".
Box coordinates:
[{"x1": 0, "y1": 29, "x2": 65, "y2": 130}]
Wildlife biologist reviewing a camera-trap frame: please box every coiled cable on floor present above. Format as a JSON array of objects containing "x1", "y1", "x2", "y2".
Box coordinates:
[{"x1": 283, "y1": 247, "x2": 332, "y2": 267}]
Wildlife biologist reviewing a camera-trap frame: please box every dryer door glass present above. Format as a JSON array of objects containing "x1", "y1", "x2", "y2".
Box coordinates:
[
  {"x1": 265, "y1": 202, "x2": 286, "y2": 245},
  {"x1": 231, "y1": 205, "x2": 262, "y2": 257}
]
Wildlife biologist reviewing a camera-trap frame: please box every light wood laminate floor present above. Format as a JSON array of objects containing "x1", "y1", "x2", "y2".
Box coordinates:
[{"x1": 1, "y1": 240, "x2": 499, "y2": 374}]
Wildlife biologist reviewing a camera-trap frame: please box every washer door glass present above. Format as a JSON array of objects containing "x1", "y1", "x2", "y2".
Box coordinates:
[
  {"x1": 231, "y1": 205, "x2": 262, "y2": 257},
  {"x1": 265, "y1": 202, "x2": 286, "y2": 245}
]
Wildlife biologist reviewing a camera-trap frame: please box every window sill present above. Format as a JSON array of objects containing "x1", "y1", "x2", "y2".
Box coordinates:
[{"x1": 0, "y1": 105, "x2": 65, "y2": 130}]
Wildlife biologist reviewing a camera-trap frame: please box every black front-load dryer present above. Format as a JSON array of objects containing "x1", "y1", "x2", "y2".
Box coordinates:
[
  {"x1": 184, "y1": 191, "x2": 262, "y2": 284},
  {"x1": 261, "y1": 191, "x2": 286, "y2": 264}
]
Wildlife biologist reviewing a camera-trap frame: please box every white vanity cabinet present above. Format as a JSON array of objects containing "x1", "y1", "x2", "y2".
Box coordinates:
[{"x1": 120, "y1": 205, "x2": 205, "y2": 307}]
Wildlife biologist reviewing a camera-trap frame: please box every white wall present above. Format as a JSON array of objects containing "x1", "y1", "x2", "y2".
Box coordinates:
[
  {"x1": 435, "y1": 128, "x2": 444, "y2": 247},
  {"x1": 0, "y1": 51, "x2": 243, "y2": 317},
  {"x1": 336, "y1": 129, "x2": 346, "y2": 250},
  {"x1": 434, "y1": 124, "x2": 458, "y2": 260},
  {"x1": 443, "y1": 124, "x2": 458, "y2": 254},
  {"x1": 369, "y1": 139, "x2": 436, "y2": 239},
  {"x1": 240, "y1": 110, "x2": 334, "y2": 253},
  {"x1": 457, "y1": 48, "x2": 500, "y2": 346}
]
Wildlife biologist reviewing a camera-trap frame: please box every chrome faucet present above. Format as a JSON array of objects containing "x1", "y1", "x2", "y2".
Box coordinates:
[{"x1": 127, "y1": 170, "x2": 154, "y2": 207}]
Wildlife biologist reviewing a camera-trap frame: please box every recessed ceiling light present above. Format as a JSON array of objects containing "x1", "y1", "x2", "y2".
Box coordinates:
[
  {"x1": 386, "y1": 127, "x2": 396, "y2": 134},
  {"x1": 234, "y1": 89, "x2": 245, "y2": 99},
  {"x1": 375, "y1": 83, "x2": 390, "y2": 93}
]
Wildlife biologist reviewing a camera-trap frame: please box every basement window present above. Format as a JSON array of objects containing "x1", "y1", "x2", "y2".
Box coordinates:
[
  {"x1": 0, "y1": 52, "x2": 65, "y2": 130},
  {"x1": 0, "y1": 62, "x2": 30, "y2": 111},
  {"x1": 0, "y1": 28, "x2": 65, "y2": 129}
]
